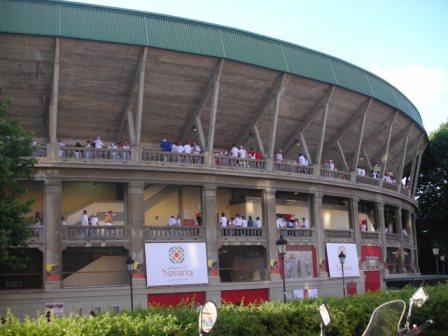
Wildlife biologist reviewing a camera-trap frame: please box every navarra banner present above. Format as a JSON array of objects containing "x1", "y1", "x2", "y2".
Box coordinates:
[
  {"x1": 326, "y1": 243, "x2": 360, "y2": 278},
  {"x1": 145, "y1": 242, "x2": 208, "y2": 286}
]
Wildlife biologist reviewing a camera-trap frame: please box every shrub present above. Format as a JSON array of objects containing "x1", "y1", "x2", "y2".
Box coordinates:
[{"x1": 1, "y1": 285, "x2": 447, "y2": 336}]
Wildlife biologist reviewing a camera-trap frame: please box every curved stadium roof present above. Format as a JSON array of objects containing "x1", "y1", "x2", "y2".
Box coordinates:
[{"x1": 0, "y1": 0, "x2": 425, "y2": 130}]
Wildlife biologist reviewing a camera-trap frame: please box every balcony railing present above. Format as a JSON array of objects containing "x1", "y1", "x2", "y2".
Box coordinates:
[
  {"x1": 142, "y1": 150, "x2": 205, "y2": 166},
  {"x1": 144, "y1": 226, "x2": 205, "y2": 240},
  {"x1": 32, "y1": 145, "x2": 47, "y2": 158},
  {"x1": 58, "y1": 147, "x2": 132, "y2": 162},
  {"x1": 402, "y1": 235, "x2": 412, "y2": 246},
  {"x1": 61, "y1": 226, "x2": 130, "y2": 241},
  {"x1": 386, "y1": 233, "x2": 400, "y2": 243},
  {"x1": 217, "y1": 227, "x2": 264, "y2": 238},
  {"x1": 320, "y1": 169, "x2": 351, "y2": 181},
  {"x1": 215, "y1": 156, "x2": 265, "y2": 170},
  {"x1": 356, "y1": 175, "x2": 380, "y2": 187},
  {"x1": 383, "y1": 182, "x2": 399, "y2": 192},
  {"x1": 279, "y1": 228, "x2": 314, "y2": 238},
  {"x1": 400, "y1": 187, "x2": 411, "y2": 197},
  {"x1": 324, "y1": 229, "x2": 353, "y2": 239},
  {"x1": 361, "y1": 231, "x2": 379, "y2": 241},
  {"x1": 274, "y1": 162, "x2": 314, "y2": 175}
]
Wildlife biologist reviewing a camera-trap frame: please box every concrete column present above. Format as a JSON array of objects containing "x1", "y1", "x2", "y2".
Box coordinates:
[
  {"x1": 263, "y1": 187, "x2": 281, "y2": 281},
  {"x1": 411, "y1": 212, "x2": 419, "y2": 273},
  {"x1": 395, "y1": 207, "x2": 405, "y2": 272},
  {"x1": 349, "y1": 198, "x2": 361, "y2": 257},
  {"x1": 203, "y1": 185, "x2": 219, "y2": 285},
  {"x1": 375, "y1": 202, "x2": 388, "y2": 274},
  {"x1": 44, "y1": 180, "x2": 62, "y2": 289},
  {"x1": 312, "y1": 192, "x2": 327, "y2": 278},
  {"x1": 128, "y1": 182, "x2": 145, "y2": 287}
]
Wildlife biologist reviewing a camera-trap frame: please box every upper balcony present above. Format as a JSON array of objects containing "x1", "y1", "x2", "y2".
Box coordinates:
[{"x1": 34, "y1": 146, "x2": 414, "y2": 202}]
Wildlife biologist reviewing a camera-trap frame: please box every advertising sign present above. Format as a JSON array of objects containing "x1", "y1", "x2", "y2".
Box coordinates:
[
  {"x1": 326, "y1": 243, "x2": 360, "y2": 278},
  {"x1": 44, "y1": 302, "x2": 64, "y2": 317},
  {"x1": 145, "y1": 242, "x2": 208, "y2": 286}
]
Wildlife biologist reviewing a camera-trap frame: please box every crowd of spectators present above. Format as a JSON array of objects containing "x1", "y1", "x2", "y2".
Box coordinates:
[
  {"x1": 218, "y1": 212, "x2": 262, "y2": 228},
  {"x1": 276, "y1": 215, "x2": 309, "y2": 229}
]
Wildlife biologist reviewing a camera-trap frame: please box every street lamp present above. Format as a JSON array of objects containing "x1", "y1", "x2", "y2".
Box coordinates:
[
  {"x1": 276, "y1": 234, "x2": 288, "y2": 303},
  {"x1": 126, "y1": 256, "x2": 135, "y2": 311},
  {"x1": 432, "y1": 243, "x2": 440, "y2": 283},
  {"x1": 440, "y1": 255, "x2": 445, "y2": 275},
  {"x1": 338, "y1": 250, "x2": 346, "y2": 297}
]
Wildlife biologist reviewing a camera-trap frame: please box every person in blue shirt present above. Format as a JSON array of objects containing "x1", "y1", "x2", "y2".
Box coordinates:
[{"x1": 160, "y1": 138, "x2": 172, "y2": 152}]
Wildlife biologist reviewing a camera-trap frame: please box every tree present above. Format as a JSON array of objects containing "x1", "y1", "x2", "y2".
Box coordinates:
[
  {"x1": 0, "y1": 97, "x2": 36, "y2": 268},
  {"x1": 416, "y1": 121, "x2": 448, "y2": 274}
]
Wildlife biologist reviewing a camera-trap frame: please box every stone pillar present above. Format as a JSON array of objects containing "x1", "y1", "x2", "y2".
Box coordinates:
[
  {"x1": 203, "y1": 185, "x2": 219, "y2": 284},
  {"x1": 396, "y1": 207, "x2": 405, "y2": 272},
  {"x1": 128, "y1": 182, "x2": 146, "y2": 287},
  {"x1": 312, "y1": 192, "x2": 327, "y2": 278},
  {"x1": 44, "y1": 180, "x2": 62, "y2": 289},
  {"x1": 411, "y1": 212, "x2": 420, "y2": 273},
  {"x1": 263, "y1": 187, "x2": 281, "y2": 281},
  {"x1": 375, "y1": 202, "x2": 388, "y2": 274},
  {"x1": 349, "y1": 197, "x2": 361, "y2": 257}
]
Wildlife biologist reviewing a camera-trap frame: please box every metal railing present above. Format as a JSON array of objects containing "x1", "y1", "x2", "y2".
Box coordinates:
[
  {"x1": 274, "y1": 162, "x2": 314, "y2": 175},
  {"x1": 383, "y1": 181, "x2": 399, "y2": 192},
  {"x1": 320, "y1": 169, "x2": 351, "y2": 181},
  {"x1": 61, "y1": 226, "x2": 130, "y2": 241},
  {"x1": 217, "y1": 227, "x2": 264, "y2": 238},
  {"x1": 214, "y1": 156, "x2": 265, "y2": 170},
  {"x1": 144, "y1": 226, "x2": 205, "y2": 240},
  {"x1": 58, "y1": 147, "x2": 132, "y2": 161},
  {"x1": 356, "y1": 175, "x2": 380, "y2": 186},
  {"x1": 361, "y1": 231, "x2": 379, "y2": 240},
  {"x1": 324, "y1": 229, "x2": 353, "y2": 239},
  {"x1": 142, "y1": 149, "x2": 205, "y2": 165},
  {"x1": 386, "y1": 233, "x2": 400, "y2": 242},
  {"x1": 279, "y1": 228, "x2": 314, "y2": 238},
  {"x1": 29, "y1": 226, "x2": 44, "y2": 244}
]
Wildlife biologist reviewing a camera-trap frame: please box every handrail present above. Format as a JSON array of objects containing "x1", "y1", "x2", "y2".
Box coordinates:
[
  {"x1": 356, "y1": 175, "x2": 380, "y2": 186},
  {"x1": 279, "y1": 228, "x2": 314, "y2": 238},
  {"x1": 386, "y1": 233, "x2": 401, "y2": 242},
  {"x1": 274, "y1": 161, "x2": 314, "y2": 175},
  {"x1": 58, "y1": 146, "x2": 131, "y2": 161},
  {"x1": 144, "y1": 226, "x2": 205, "y2": 239},
  {"x1": 383, "y1": 181, "x2": 399, "y2": 192},
  {"x1": 361, "y1": 231, "x2": 379, "y2": 240},
  {"x1": 324, "y1": 229, "x2": 353, "y2": 239},
  {"x1": 142, "y1": 149, "x2": 205, "y2": 165},
  {"x1": 217, "y1": 227, "x2": 264, "y2": 238},
  {"x1": 320, "y1": 168, "x2": 351, "y2": 181},
  {"x1": 214, "y1": 155, "x2": 265, "y2": 170},
  {"x1": 61, "y1": 225, "x2": 130, "y2": 241}
]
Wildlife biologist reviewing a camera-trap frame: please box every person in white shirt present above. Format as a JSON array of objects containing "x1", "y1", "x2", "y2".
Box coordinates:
[
  {"x1": 57, "y1": 139, "x2": 65, "y2": 158},
  {"x1": 219, "y1": 213, "x2": 228, "y2": 227},
  {"x1": 359, "y1": 220, "x2": 367, "y2": 232},
  {"x1": 167, "y1": 216, "x2": 176, "y2": 226},
  {"x1": 276, "y1": 215, "x2": 286, "y2": 229},
  {"x1": 90, "y1": 213, "x2": 99, "y2": 237},
  {"x1": 81, "y1": 210, "x2": 89, "y2": 238},
  {"x1": 401, "y1": 227, "x2": 408, "y2": 236},
  {"x1": 238, "y1": 146, "x2": 247, "y2": 159},
  {"x1": 328, "y1": 160, "x2": 335, "y2": 170},
  {"x1": 361, "y1": 167, "x2": 366, "y2": 176},
  {"x1": 275, "y1": 150, "x2": 283, "y2": 163},
  {"x1": 302, "y1": 217, "x2": 309, "y2": 229},
  {"x1": 234, "y1": 215, "x2": 242, "y2": 227},
  {"x1": 109, "y1": 142, "x2": 119, "y2": 160},
  {"x1": 230, "y1": 144, "x2": 239, "y2": 158},
  {"x1": 298, "y1": 154, "x2": 306, "y2": 166},
  {"x1": 356, "y1": 166, "x2": 362, "y2": 176},
  {"x1": 94, "y1": 137, "x2": 103, "y2": 149},
  {"x1": 255, "y1": 217, "x2": 262, "y2": 228},
  {"x1": 183, "y1": 142, "x2": 192, "y2": 154},
  {"x1": 175, "y1": 215, "x2": 182, "y2": 226},
  {"x1": 241, "y1": 216, "x2": 248, "y2": 227}
]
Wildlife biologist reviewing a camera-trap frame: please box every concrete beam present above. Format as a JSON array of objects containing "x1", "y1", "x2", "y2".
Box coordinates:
[
  {"x1": 180, "y1": 59, "x2": 225, "y2": 144},
  {"x1": 336, "y1": 141, "x2": 348, "y2": 171},
  {"x1": 351, "y1": 99, "x2": 371, "y2": 171},
  {"x1": 135, "y1": 47, "x2": 148, "y2": 146},
  {"x1": 362, "y1": 148, "x2": 372, "y2": 171},
  {"x1": 253, "y1": 125, "x2": 266, "y2": 157},
  {"x1": 47, "y1": 37, "x2": 60, "y2": 158},
  {"x1": 236, "y1": 73, "x2": 288, "y2": 146},
  {"x1": 408, "y1": 135, "x2": 424, "y2": 193},
  {"x1": 315, "y1": 86, "x2": 335, "y2": 167},
  {"x1": 267, "y1": 76, "x2": 287, "y2": 160},
  {"x1": 379, "y1": 111, "x2": 398, "y2": 186},
  {"x1": 397, "y1": 124, "x2": 413, "y2": 182},
  {"x1": 283, "y1": 85, "x2": 335, "y2": 155}
]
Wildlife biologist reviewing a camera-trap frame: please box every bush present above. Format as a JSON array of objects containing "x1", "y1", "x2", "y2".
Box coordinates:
[{"x1": 1, "y1": 285, "x2": 448, "y2": 336}]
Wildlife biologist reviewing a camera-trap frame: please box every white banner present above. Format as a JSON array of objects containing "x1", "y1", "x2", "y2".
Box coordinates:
[
  {"x1": 145, "y1": 242, "x2": 208, "y2": 286},
  {"x1": 326, "y1": 243, "x2": 359, "y2": 278}
]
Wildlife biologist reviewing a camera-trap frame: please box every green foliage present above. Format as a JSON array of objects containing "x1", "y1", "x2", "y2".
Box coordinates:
[
  {"x1": 416, "y1": 121, "x2": 448, "y2": 274},
  {"x1": 0, "y1": 97, "x2": 36, "y2": 268},
  {"x1": 2, "y1": 285, "x2": 448, "y2": 336}
]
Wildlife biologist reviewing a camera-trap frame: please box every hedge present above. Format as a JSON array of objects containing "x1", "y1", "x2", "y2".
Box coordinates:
[{"x1": 1, "y1": 285, "x2": 448, "y2": 336}]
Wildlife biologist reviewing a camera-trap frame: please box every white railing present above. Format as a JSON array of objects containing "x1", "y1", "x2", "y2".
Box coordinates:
[
  {"x1": 320, "y1": 169, "x2": 351, "y2": 181},
  {"x1": 58, "y1": 147, "x2": 132, "y2": 161},
  {"x1": 386, "y1": 233, "x2": 400, "y2": 243},
  {"x1": 324, "y1": 229, "x2": 353, "y2": 239},
  {"x1": 279, "y1": 228, "x2": 314, "y2": 238},
  {"x1": 214, "y1": 155, "x2": 265, "y2": 170},
  {"x1": 62, "y1": 226, "x2": 130, "y2": 241},
  {"x1": 142, "y1": 149, "x2": 205, "y2": 165},
  {"x1": 361, "y1": 231, "x2": 379, "y2": 240},
  {"x1": 218, "y1": 227, "x2": 264, "y2": 238},
  {"x1": 356, "y1": 175, "x2": 380, "y2": 186},
  {"x1": 383, "y1": 182, "x2": 399, "y2": 192},
  {"x1": 29, "y1": 225, "x2": 44, "y2": 244},
  {"x1": 274, "y1": 162, "x2": 314, "y2": 175},
  {"x1": 144, "y1": 226, "x2": 205, "y2": 240}
]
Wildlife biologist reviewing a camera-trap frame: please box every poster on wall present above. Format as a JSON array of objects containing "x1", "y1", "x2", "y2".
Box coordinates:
[
  {"x1": 326, "y1": 243, "x2": 360, "y2": 278},
  {"x1": 145, "y1": 242, "x2": 208, "y2": 286},
  {"x1": 284, "y1": 250, "x2": 314, "y2": 279},
  {"x1": 293, "y1": 288, "x2": 318, "y2": 299},
  {"x1": 44, "y1": 302, "x2": 64, "y2": 317}
]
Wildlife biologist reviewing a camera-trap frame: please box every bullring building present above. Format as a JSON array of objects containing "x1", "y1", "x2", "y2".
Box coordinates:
[{"x1": 0, "y1": 0, "x2": 427, "y2": 317}]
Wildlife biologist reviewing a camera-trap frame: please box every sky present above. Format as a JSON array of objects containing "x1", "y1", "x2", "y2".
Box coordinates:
[{"x1": 74, "y1": 0, "x2": 448, "y2": 134}]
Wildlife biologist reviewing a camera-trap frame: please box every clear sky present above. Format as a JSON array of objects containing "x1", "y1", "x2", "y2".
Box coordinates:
[{"x1": 74, "y1": 0, "x2": 448, "y2": 133}]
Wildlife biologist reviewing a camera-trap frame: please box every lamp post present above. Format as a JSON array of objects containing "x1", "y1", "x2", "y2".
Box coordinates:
[
  {"x1": 126, "y1": 257, "x2": 135, "y2": 311},
  {"x1": 432, "y1": 244, "x2": 439, "y2": 284},
  {"x1": 276, "y1": 234, "x2": 288, "y2": 303},
  {"x1": 338, "y1": 251, "x2": 346, "y2": 297},
  {"x1": 440, "y1": 255, "x2": 445, "y2": 275}
]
